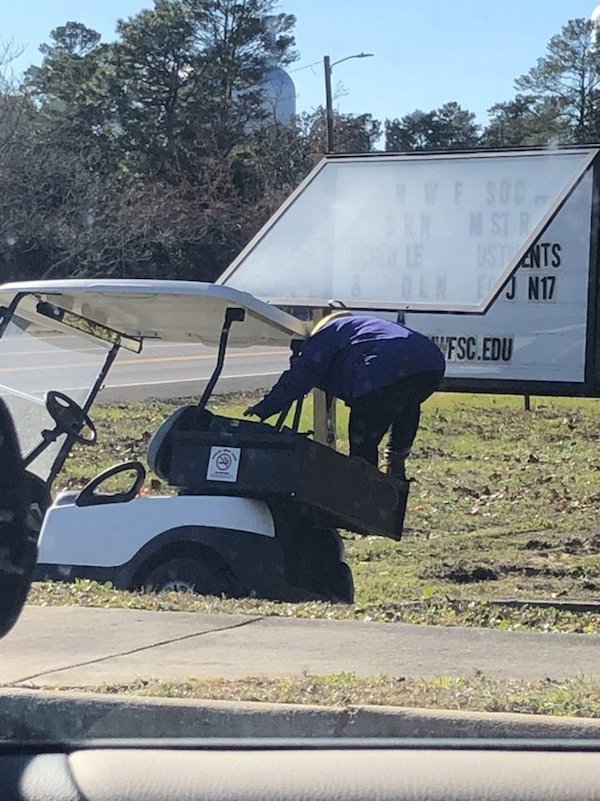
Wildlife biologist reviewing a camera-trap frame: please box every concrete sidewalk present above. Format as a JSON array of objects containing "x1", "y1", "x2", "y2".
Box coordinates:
[{"x1": 1, "y1": 605, "x2": 599, "y2": 688}]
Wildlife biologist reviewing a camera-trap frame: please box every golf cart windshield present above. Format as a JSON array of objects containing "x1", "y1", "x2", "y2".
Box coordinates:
[{"x1": 0, "y1": 313, "x2": 112, "y2": 480}]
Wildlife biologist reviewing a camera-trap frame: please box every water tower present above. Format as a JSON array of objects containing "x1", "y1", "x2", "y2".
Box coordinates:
[{"x1": 262, "y1": 66, "x2": 296, "y2": 125}]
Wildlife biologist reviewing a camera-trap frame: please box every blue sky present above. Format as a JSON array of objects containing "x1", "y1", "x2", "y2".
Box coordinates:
[{"x1": 2, "y1": 1, "x2": 598, "y2": 124}]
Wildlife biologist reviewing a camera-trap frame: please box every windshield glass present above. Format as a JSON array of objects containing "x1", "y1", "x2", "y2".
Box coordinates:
[
  {"x1": 0, "y1": 313, "x2": 111, "y2": 479},
  {"x1": 1, "y1": 0, "x2": 600, "y2": 749}
]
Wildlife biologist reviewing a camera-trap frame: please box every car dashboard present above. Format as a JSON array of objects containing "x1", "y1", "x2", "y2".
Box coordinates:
[{"x1": 3, "y1": 739, "x2": 600, "y2": 801}]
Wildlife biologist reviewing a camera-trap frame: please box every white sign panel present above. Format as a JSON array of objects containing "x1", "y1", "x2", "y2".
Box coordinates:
[
  {"x1": 220, "y1": 150, "x2": 596, "y2": 312},
  {"x1": 206, "y1": 446, "x2": 241, "y2": 483},
  {"x1": 405, "y1": 171, "x2": 593, "y2": 383}
]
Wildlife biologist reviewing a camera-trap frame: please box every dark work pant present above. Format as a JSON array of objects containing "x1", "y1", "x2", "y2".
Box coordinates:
[{"x1": 348, "y1": 370, "x2": 444, "y2": 466}]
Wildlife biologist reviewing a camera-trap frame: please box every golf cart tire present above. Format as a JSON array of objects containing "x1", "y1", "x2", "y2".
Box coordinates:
[
  {"x1": 272, "y1": 508, "x2": 355, "y2": 604},
  {"x1": 323, "y1": 560, "x2": 355, "y2": 604},
  {"x1": 306, "y1": 552, "x2": 354, "y2": 604},
  {"x1": 140, "y1": 551, "x2": 240, "y2": 597}
]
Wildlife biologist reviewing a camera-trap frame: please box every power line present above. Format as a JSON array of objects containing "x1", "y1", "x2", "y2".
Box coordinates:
[{"x1": 289, "y1": 59, "x2": 321, "y2": 74}]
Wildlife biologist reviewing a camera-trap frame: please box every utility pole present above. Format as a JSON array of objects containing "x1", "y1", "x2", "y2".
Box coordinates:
[{"x1": 323, "y1": 52, "x2": 374, "y2": 153}]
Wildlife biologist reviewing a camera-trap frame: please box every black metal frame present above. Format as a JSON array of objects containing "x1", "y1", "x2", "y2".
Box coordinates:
[
  {"x1": 197, "y1": 307, "x2": 246, "y2": 412},
  {"x1": 274, "y1": 339, "x2": 305, "y2": 433},
  {"x1": 587, "y1": 158, "x2": 600, "y2": 396},
  {"x1": 46, "y1": 342, "x2": 121, "y2": 486}
]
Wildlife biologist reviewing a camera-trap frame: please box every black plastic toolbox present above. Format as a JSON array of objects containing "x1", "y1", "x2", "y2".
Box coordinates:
[{"x1": 168, "y1": 416, "x2": 408, "y2": 540}]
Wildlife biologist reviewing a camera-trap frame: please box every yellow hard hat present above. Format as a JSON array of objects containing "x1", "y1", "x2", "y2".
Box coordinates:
[{"x1": 311, "y1": 310, "x2": 352, "y2": 336}]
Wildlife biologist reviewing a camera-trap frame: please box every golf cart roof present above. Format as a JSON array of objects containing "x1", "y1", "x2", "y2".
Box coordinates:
[{"x1": 0, "y1": 279, "x2": 310, "y2": 347}]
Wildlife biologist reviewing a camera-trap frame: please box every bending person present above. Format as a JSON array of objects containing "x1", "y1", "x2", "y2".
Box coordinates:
[{"x1": 244, "y1": 311, "x2": 445, "y2": 479}]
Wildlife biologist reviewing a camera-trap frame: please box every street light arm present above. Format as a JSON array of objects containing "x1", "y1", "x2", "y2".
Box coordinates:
[{"x1": 330, "y1": 52, "x2": 374, "y2": 69}]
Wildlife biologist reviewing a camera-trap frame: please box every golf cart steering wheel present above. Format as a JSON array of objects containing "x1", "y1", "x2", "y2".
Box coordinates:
[{"x1": 45, "y1": 391, "x2": 97, "y2": 446}]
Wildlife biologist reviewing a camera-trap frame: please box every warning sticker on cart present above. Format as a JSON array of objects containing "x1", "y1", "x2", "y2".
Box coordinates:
[{"x1": 206, "y1": 446, "x2": 241, "y2": 483}]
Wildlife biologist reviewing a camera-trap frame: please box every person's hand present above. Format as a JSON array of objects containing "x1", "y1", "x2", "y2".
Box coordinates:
[{"x1": 243, "y1": 405, "x2": 259, "y2": 418}]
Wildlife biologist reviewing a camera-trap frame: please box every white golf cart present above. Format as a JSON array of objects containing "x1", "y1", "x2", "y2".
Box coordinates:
[{"x1": 0, "y1": 279, "x2": 408, "y2": 603}]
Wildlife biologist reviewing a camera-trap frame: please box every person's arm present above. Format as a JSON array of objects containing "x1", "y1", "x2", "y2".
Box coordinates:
[{"x1": 245, "y1": 330, "x2": 338, "y2": 420}]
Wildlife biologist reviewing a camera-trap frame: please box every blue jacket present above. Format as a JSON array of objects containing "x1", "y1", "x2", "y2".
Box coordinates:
[{"x1": 252, "y1": 316, "x2": 445, "y2": 420}]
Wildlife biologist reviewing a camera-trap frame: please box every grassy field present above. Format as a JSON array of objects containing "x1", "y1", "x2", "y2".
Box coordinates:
[
  {"x1": 29, "y1": 391, "x2": 600, "y2": 634},
  {"x1": 26, "y1": 392, "x2": 600, "y2": 715}
]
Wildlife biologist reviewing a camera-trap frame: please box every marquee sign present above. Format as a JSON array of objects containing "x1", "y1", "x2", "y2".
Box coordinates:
[{"x1": 220, "y1": 148, "x2": 600, "y2": 396}]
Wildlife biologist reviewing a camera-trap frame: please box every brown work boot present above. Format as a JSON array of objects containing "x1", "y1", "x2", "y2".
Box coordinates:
[{"x1": 383, "y1": 449, "x2": 407, "y2": 480}]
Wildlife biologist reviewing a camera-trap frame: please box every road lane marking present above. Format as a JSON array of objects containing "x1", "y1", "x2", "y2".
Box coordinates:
[
  {"x1": 0, "y1": 349, "x2": 290, "y2": 374},
  {"x1": 0, "y1": 340, "x2": 233, "y2": 357},
  {"x1": 23, "y1": 372, "x2": 280, "y2": 395},
  {"x1": 0, "y1": 383, "x2": 45, "y2": 405},
  {"x1": 101, "y1": 371, "x2": 280, "y2": 390}
]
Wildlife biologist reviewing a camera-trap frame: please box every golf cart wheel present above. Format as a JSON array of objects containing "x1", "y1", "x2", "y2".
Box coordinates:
[{"x1": 141, "y1": 557, "x2": 235, "y2": 597}]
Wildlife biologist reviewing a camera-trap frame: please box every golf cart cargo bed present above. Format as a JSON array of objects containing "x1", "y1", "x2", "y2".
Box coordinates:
[{"x1": 168, "y1": 416, "x2": 408, "y2": 540}]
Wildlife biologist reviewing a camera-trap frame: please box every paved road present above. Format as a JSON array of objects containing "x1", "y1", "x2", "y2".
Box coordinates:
[
  {"x1": 103, "y1": 342, "x2": 290, "y2": 401},
  {"x1": 1, "y1": 607, "x2": 599, "y2": 688},
  {"x1": 0, "y1": 337, "x2": 290, "y2": 402}
]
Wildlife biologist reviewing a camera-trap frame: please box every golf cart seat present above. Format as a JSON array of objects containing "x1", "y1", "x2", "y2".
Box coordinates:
[
  {"x1": 147, "y1": 406, "x2": 201, "y2": 480},
  {"x1": 147, "y1": 406, "x2": 274, "y2": 480}
]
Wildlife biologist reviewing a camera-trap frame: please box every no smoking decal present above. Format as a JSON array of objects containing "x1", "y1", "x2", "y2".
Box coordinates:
[{"x1": 206, "y1": 446, "x2": 241, "y2": 483}]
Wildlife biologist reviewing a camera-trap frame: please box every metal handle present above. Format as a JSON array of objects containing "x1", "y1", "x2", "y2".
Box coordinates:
[{"x1": 197, "y1": 307, "x2": 245, "y2": 411}]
